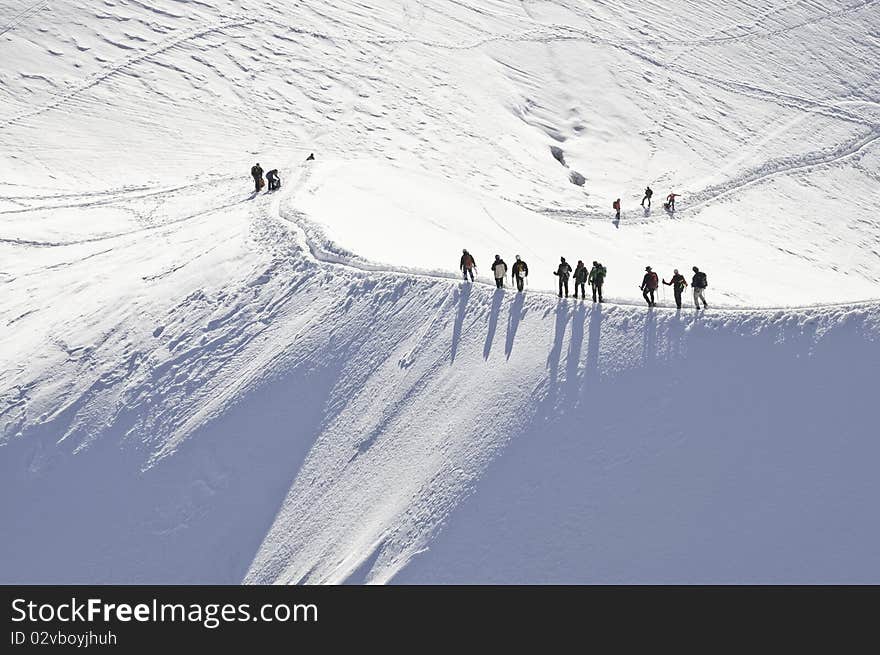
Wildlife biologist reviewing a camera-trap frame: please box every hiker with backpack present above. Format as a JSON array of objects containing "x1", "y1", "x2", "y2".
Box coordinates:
[
  {"x1": 491, "y1": 254, "x2": 508, "y2": 288},
  {"x1": 511, "y1": 255, "x2": 529, "y2": 292},
  {"x1": 250, "y1": 163, "x2": 264, "y2": 192},
  {"x1": 641, "y1": 186, "x2": 653, "y2": 208},
  {"x1": 641, "y1": 266, "x2": 659, "y2": 307},
  {"x1": 573, "y1": 260, "x2": 589, "y2": 300},
  {"x1": 612, "y1": 198, "x2": 621, "y2": 220},
  {"x1": 588, "y1": 261, "x2": 606, "y2": 302},
  {"x1": 553, "y1": 257, "x2": 572, "y2": 297},
  {"x1": 691, "y1": 266, "x2": 708, "y2": 309},
  {"x1": 460, "y1": 249, "x2": 476, "y2": 282},
  {"x1": 266, "y1": 168, "x2": 281, "y2": 191},
  {"x1": 663, "y1": 269, "x2": 688, "y2": 309}
]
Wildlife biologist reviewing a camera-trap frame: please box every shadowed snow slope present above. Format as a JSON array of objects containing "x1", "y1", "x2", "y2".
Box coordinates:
[{"x1": 1, "y1": 0, "x2": 879, "y2": 582}]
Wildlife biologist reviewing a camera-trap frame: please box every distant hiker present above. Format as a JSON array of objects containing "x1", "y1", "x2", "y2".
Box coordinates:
[
  {"x1": 306, "y1": 153, "x2": 315, "y2": 161},
  {"x1": 588, "y1": 260, "x2": 606, "y2": 302},
  {"x1": 641, "y1": 266, "x2": 659, "y2": 307},
  {"x1": 460, "y1": 249, "x2": 476, "y2": 282},
  {"x1": 491, "y1": 254, "x2": 508, "y2": 288},
  {"x1": 664, "y1": 192, "x2": 679, "y2": 211},
  {"x1": 663, "y1": 269, "x2": 688, "y2": 309},
  {"x1": 266, "y1": 169, "x2": 281, "y2": 191},
  {"x1": 641, "y1": 186, "x2": 653, "y2": 208},
  {"x1": 612, "y1": 198, "x2": 621, "y2": 220},
  {"x1": 573, "y1": 260, "x2": 588, "y2": 299},
  {"x1": 691, "y1": 266, "x2": 708, "y2": 309},
  {"x1": 511, "y1": 255, "x2": 529, "y2": 292},
  {"x1": 553, "y1": 257, "x2": 572, "y2": 297},
  {"x1": 251, "y1": 163, "x2": 264, "y2": 192}
]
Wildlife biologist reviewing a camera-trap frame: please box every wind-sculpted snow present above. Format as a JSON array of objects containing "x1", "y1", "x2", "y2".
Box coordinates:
[{"x1": 1, "y1": 0, "x2": 879, "y2": 583}]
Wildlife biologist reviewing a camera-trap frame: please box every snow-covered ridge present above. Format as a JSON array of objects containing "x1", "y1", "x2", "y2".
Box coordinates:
[{"x1": 2, "y1": 175, "x2": 878, "y2": 583}]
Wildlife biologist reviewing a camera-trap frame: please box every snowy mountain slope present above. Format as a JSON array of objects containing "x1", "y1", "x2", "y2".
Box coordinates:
[
  {"x1": 2, "y1": 169, "x2": 878, "y2": 584},
  {"x1": 1, "y1": 0, "x2": 879, "y2": 582}
]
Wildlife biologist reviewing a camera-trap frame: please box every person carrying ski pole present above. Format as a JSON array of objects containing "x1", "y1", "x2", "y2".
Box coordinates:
[
  {"x1": 641, "y1": 186, "x2": 653, "y2": 208},
  {"x1": 612, "y1": 198, "x2": 621, "y2": 220},
  {"x1": 573, "y1": 260, "x2": 588, "y2": 299},
  {"x1": 641, "y1": 266, "x2": 659, "y2": 307},
  {"x1": 588, "y1": 260, "x2": 606, "y2": 302},
  {"x1": 553, "y1": 257, "x2": 572, "y2": 297},
  {"x1": 250, "y1": 162, "x2": 264, "y2": 192},
  {"x1": 665, "y1": 192, "x2": 679, "y2": 211},
  {"x1": 491, "y1": 254, "x2": 508, "y2": 288},
  {"x1": 691, "y1": 266, "x2": 709, "y2": 309},
  {"x1": 460, "y1": 249, "x2": 476, "y2": 282},
  {"x1": 511, "y1": 255, "x2": 529, "y2": 292},
  {"x1": 663, "y1": 269, "x2": 688, "y2": 309}
]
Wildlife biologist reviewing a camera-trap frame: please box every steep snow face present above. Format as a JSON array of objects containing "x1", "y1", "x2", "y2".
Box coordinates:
[
  {"x1": 1, "y1": 176, "x2": 878, "y2": 584},
  {"x1": 1, "y1": 0, "x2": 880, "y2": 583}
]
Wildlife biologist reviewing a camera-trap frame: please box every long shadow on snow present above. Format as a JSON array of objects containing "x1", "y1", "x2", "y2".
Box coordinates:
[
  {"x1": 504, "y1": 292, "x2": 526, "y2": 360},
  {"x1": 394, "y1": 307, "x2": 880, "y2": 583},
  {"x1": 544, "y1": 301, "x2": 570, "y2": 409},
  {"x1": 450, "y1": 283, "x2": 472, "y2": 363},
  {"x1": 562, "y1": 302, "x2": 587, "y2": 408},
  {"x1": 483, "y1": 288, "x2": 504, "y2": 360}
]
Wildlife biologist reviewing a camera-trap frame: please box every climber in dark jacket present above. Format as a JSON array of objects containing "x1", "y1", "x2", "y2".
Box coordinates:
[
  {"x1": 250, "y1": 163, "x2": 264, "y2": 192},
  {"x1": 692, "y1": 266, "x2": 708, "y2": 309},
  {"x1": 573, "y1": 260, "x2": 588, "y2": 299},
  {"x1": 641, "y1": 266, "x2": 659, "y2": 307},
  {"x1": 266, "y1": 169, "x2": 281, "y2": 191},
  {"x1": 663, "y1": 269, "x2": 688, "y2": 309},
  {"x1": 511, "y1": 255, "x2": 529, "y2": 292},
  {"x1": 553, "y1": 257, "x2": 572, "y2": 297},
  {"x1": 588, "y1": 261, "x2": 606, "y2": 302}
]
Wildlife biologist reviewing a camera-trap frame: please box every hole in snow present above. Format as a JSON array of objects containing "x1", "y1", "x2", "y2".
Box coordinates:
[{"x1": 550, "y1": 146, "x2": 567, "y2": 167}]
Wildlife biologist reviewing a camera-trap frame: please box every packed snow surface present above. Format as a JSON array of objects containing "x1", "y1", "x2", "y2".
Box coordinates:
[{"x1": 1, "y1": 0, "x2": 879, "y2": 583}]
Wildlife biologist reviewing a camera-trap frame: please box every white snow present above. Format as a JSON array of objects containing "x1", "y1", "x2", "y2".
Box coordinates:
[{"x1": 1, "y1": 0, "x2": 879, "y2": 583}]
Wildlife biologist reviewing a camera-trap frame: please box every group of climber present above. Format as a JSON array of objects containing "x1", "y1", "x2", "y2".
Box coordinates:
[
  {"x1": 248, "y1": 154, "x2": 315, "y2": 193},
  {"x1": 613, "y1": 186, "x2": 679, "y2": 219},
  {"x1": 460, "y1": 250, "x2": 708, "y2": 310},
  {"x1": 640, "y1": 265, "x2": 708, "y2": 310},
  {"x1": 556, "y1": 258, "x2": 608, "y2": 302},
  {"x1": 461, "y1": 251, "x2": 531, "y2": 293},
  {"x1": 460, "y1": 251, "x2": 608, "y2": 302},
  {"x1": 250, "y1": 163, "x2": 281, "y2": 192}
]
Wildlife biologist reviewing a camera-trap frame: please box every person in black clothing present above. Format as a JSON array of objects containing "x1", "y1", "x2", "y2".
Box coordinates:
[
  {"x1": 306, "y1": 153, "x2": 315, "y2": 161},
  {"x1": 691, "y1": 266, "x2": 708, "y2": 309},
  {"x1": 641, "y1": 186, "x2": 653, "y2": 208},
  {"x1": 554, "y1": 257, "x2": 572, "y2": 297},
  {"x1": 573, "y1": 260, "x2": 588, "y2": 299},
  {"x1": 251, "y1": 163, "x2": 264, "y2": 192},
  {"x1": 641, "y1": 266, "x2": 659, "y2": 306},
  {"x1": 511, "y1": 255, "x2": 528, "y2": 292},
  {"x1": 266, "y1": 169, "x2": 281, "y2": 191},
  {"x1": 663, "y1": 268, "x2": 688, "y2": 309},
  {"x1": 588, "y1": 261, "x2": 606, "y2": 302}
]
